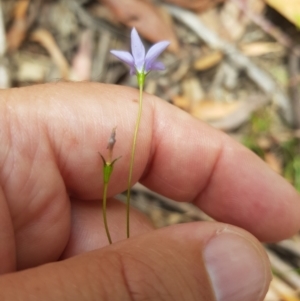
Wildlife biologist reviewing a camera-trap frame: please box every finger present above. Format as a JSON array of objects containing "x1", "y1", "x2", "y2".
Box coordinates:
[
  {"x1": 1, "y1": 82, "x2": 299, "y2": 270},
  {"x1": 61, "y1": 198, "x2": 154, "y2": 258},
  {"x1": 24, "y1": 83, "x2": 300, "y2": 240},
  {"x1": 0, "y1": 222, "x2": 271, "y2": 301}
]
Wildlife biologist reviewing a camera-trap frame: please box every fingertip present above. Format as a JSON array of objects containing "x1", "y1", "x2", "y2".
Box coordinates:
[{"x1": 196, "y1": 141, "x2": 300, "y2": 241}]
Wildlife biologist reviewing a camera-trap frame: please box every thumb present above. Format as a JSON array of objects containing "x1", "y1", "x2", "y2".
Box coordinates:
[{"x1": 0, "y1": 222, "x2": 271, "y2": 301}]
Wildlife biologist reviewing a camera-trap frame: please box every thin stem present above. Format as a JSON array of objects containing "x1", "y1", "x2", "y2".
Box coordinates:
[
  {"x1": 126, "y1": 83, "x2": 144, "y2": 238},
  {"x1": 102, "y1": 182, "x2": 112, "y2": 244}
]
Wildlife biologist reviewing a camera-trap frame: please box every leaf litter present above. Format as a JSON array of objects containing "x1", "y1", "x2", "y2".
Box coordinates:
[{"x1": 1, "y1": 1, "x2": 300, "y2": 299}]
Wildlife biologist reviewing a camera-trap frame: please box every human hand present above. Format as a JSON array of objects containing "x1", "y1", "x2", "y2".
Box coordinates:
[{"x1": 0, "y1": 82, "x2": 299, "y2": 301}]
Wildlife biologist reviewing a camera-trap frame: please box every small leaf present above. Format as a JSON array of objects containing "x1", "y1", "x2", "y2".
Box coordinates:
[
  {"x1": 103, "y1": 163, "x2": 113, "y2": 184},
  {"x1": 111, "y1": 156, "x2": 122, "y2": 166},
  {"x1": 99, "y1": 153, "x2": 106, "y2": 166}
]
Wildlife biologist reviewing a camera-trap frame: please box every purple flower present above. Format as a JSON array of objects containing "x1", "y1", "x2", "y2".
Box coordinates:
[{"x1": 110, "y1": 28, "x2": 170, "y2": 75}]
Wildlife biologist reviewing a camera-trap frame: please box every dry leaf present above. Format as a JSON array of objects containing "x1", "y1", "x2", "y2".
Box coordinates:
[
  {"x1": 205, "y1": 95, "x2": 269, "y2": 131},
  {"x1": 17, "y1": 63, "x2": 44, "y2": 82},
  {"x1": 6, "y1": 0, "x2": 30, "y2": 51},
  {"x1": 220, "y1": 0, "x2": 265, "y2": 41},
  {"x1": 200, "y1": 8, "x2": 233, "y2": 41},
  {"x1": 172, "y1": 95, "x2": 190, "y2": 111},
  {"x1": 182, "y1": 78, "x2": 205, "y2": 104},
  {"x1": 265, "y1": 0, "x2": 300, "y2": 28},
  {"x1": 280, "y1": 296, "x2": 300, "y2": 301},
  {"x1": 99, "y1": 0, "x2": 179, "y2": 52},
  {"x1": 219, "y1": 1, "x2": 247, "y2": 41},
  {"x1": 163, "y1": 0, "x2": 224, "y2": 12},
  {"x1": 240, "y1": 42, "x2": 284, "y2": 56},
  {"x1": 30, "y1": 29, "x2": 69, "y2": 80},
  {"x1": 172, "y1": 78, "x2": 205, "y2": 112},
  {"x1": 194, "y1": 51, "x2": 223, "y2": 71},
  {"x1": 265, "y1": 152, "x2": 282, "y2": 174},
  {"x1": 264, "y1": 286, "x2": 280, "y2": 301},
  {"x1": 191, "y1": 100, "x2": 241, "y2": 121},
  {"x1": 270, "y1": 277, "x2": 300, "y2": 301},
  {"x1": 200, "y1": 0, "x2": 265, "y2": 42}
]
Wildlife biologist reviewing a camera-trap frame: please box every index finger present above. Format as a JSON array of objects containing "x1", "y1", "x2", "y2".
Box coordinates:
[{"x1": 3, "y1": 82, "x2": 300, "y2": 243}]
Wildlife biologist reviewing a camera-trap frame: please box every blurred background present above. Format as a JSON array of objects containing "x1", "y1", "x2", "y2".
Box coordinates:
[{"x1": 1, "y1": 0, "x2": 300, "y2": 299}]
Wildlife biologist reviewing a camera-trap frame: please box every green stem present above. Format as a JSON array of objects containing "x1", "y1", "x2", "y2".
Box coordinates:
[
  {"x1": 126, "y1": 82, "x2": 144, "y2": 238},
  {"x1": 102, "y1": 182, "x2": 112, "y2": 244}
]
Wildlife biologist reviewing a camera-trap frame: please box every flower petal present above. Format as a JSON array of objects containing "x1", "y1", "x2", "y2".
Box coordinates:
[
  {"x1": 131, "y1": 28, "x2": 145, "y2": 72},
  {"x1": 129, "y1": 67, "x2": 136, "y2": 75},
  {"x1": 147, "y1": 61, "x2": 165, "y2": 71},
  {"x1": 144, "y1": 41, "x2": 170, "y2": 72},
  {"x1": 110, "y1": 50, "x2": 134, "y2": 68}
]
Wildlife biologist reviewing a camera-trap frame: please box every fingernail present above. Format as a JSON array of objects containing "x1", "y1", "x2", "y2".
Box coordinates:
[{"x1": 204, "y1": 232, "x2": 271, "y2": 301}]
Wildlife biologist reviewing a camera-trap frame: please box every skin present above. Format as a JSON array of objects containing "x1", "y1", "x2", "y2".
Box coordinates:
[{"x1": 0, "y1": 82, "x2": 299, "y2": 300}]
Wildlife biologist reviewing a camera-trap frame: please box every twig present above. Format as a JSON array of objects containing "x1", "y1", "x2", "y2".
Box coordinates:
[
  {"x1": 165, "y1": 4, "x2": 293, "y2": 124},
  {"x1": 6, "y1": 0, "x2": 30, "y2": 51},
  {"x1": 30, "y1": 29, "x2": 70, "y2": 80}
]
